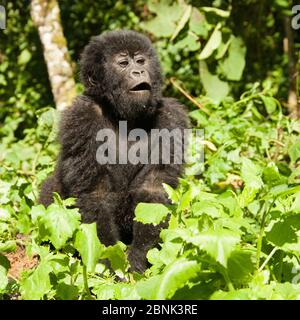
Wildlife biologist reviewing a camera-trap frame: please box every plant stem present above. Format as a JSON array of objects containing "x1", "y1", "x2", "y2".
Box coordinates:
[
  {"x1": 82, "y1": 265, "x2": 93, "y2": 300},
  {"x1": 256, "y1": 198, "x2": 276, "y2": 269},
  {"x1": 222, "y1": 270, "x2": 235, "y2": 292},
  {"x1": 259, "y1": 247, "x2": 277, "y2": 272},
  {"x1": 170, "y1": 77, "x2": 210, "y2": 114}
]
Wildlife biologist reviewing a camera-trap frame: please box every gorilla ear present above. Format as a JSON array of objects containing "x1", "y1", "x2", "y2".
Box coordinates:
[{"x1": 88, "y1": 75, "x2": 97, "y2": 87}]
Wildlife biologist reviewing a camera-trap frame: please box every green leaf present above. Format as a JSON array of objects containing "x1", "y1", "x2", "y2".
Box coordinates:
[
  {"x1": 262, "y1": 163, "x2": 287, "y2": 187},
  {"x1": 0, "y1": 240, "x2": 17, "y2": 253},
  {"x1": 289, "y1": 139, "x2": 300, "y2": 163},
  {"x1": 147, "y1": 242, "x2": 182, "y2": 267},
  {"x1": 199, "y1": 61, "x2": 230, "y2": 104},
  {"x1": 219, "y1": 36, "x2": 246, "y2": 81},
  {"x1": 163, "y1": 183, "x2": 179, "y2": 203},
  {"x1": 189, "y1": 8, "x2": 208, "y2": 37},
  {"x1": 20, "y1": 262, "x2": 52, "y2": 300},
  {"x1": 199, "y1": 23, "x2": 222, "y2": 60},
  {"x1": 136, "y1": 275, "x2": 162, "y2": 300},
  {"x1": 134, "y1": 203, "x2": 170, "y2": 225},
  {"x1": 174, "y1": 32, "x2": 200, "y2": 52},
  {"x1": 170, "y1": 5, "x2": 192, "y2": 41},
  {"x1": 178, "y1": 188, "x2": 192, "y2": 211},
  {"x1": 156, "y1": 259, "x2": 200, "y2": 299},
  {"x1": 42, "y1": 204, "x2": 81, "y2": 249},
  {"x1": 142, "y1": 1, "x2": 184, "y2": 38},
  {"x1": 260, "y1": 95, "x2": 278, "y2": 114},
  {"x1": 103, "y1": 242, "x2": 128, "y2": 276},
  {"x1": 18, "y1": 49, "x2": 32, "y2": 65},
  {"x1": 211, "y1": 288, "x2": 251, "y2": 300},
  {"x1": 289, "y1": 166, "x2": 300, "y2": 184},
  {"x1": 0, "y1": 265, "x2": 8, "y2": 291},
  {"x1": 74, "y1": 223, "x2": 105, "y2": 272},
  {"x1": 136, "y1": 259, "x2": 200, "y2": 299},
  {"x1": 201, "y1": 6, "x2": 230, "y2": 18},
  {"x1": 266, "y1": 214, "x2": 300, "y2": 249},
  {"x1": 190, "y1": 229, "x2": 240, "y2": 267},
  {"x1": 227, "y1": 249, "x2": 256, "y2": 282},
  {"x1": 56, "y1": 283, "x2": 79, "y2": 300},
  {"x1": 191, "y1": 200, "x2": 222, "y2": 218},
  {"x1": 241, "y1": 158, "x2": 263, "y2": 189},
  {"x1": 238, "y1": 186, "x2": 259, "y2": 208}
]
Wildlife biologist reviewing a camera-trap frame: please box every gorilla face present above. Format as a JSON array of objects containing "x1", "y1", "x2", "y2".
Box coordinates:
[{"x1": 80, "y1": 30, "x2": 163, "y2": 121}]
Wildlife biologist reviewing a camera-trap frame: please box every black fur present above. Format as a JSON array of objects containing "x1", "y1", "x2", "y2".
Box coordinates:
[{"x1": 39, "y1": 30, "x2": 189, "y2": 273}]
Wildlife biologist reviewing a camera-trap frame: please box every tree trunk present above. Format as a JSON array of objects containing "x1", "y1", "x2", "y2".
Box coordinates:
[
  {"x1": 30, "y1": 0, "x2": 76, "y2": 111},
  {"x1": 283, "y1": 16, "x2": 299, "y2": 119}
]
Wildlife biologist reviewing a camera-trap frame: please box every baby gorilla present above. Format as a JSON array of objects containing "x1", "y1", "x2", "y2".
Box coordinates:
[{"x1": 39, "y1": 30, "x2": 189, "y2": 273}]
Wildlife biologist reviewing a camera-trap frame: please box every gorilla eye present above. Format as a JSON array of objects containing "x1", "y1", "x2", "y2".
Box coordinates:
[
  {"x1": 119, "y1": 60, "x2": 129, "y2": 67},
  {"x1": 136, "y1": 58, "x2": 145, "y2": 65}
]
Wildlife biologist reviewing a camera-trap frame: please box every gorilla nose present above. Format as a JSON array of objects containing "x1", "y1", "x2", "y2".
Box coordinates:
[{"x1": 130, "y1": 70, "x2": 144, "y2": 78}]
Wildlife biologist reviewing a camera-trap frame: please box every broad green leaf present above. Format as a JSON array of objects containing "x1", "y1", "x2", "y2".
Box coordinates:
[
  {"x1": 142, "y1": 1, "x2": 184, "y2": 38},
  {"x1": 113, "y1": 283, "x2": 140, "y2": 300},
  {"x1": 74, "y1": 223, "x2": 105, "y2": 272},
  {"x1": 289, "y1": 166, "x2": 300, "y2": 184},
  {"x1": 227, "y1": 249, "x2": 256, "y2": 282},
  {"x1": 156, "y1": 259, "x2": 200, "y2": 299},
  {"x1": 266, "y1": 214, "x2": 300, "y2": 249},
  {"x1": 241, "y1": 158, "x2": 263, "y2": 189},
  {"x1": 18, "y1": 49, "x2": 31, "y2": 65},
  {"x1": 219, "y1": 36, "x2": 246, "y2": 81},
  {"x1": 189, "y1": 8, "x2": 208, "y2": 37},
  {"x1": 174, "y1": 32, "x2": 200, "y2": 52},
  {"x1": 136, "y1": 259, "x2": 200, "y2": 299},
  {"x1": 238, "y1": 185, "x2": 259, "y2": 208},
  {"x1": 0, "y1": 265, "x2": 8, "y2": 291},
  {"x1": 20, "y1": 262, "x2": 52, "y2": 300},
  {"x1": 289, "y1": 139, "x2": 300, "y2": 163},
  {"x1": 0, "y1": 240, "x2": 16, "y2": 252},
  {"x1": 42, "y1": 205, "x2": 81, "y2": 249},
  {"x1": 178, "y1": 188, "x2": 192, "y2": 211},
  {"x1": 102, "y1": 242, "x2": 128, "y2": 276},
  {"x1": 163, "y1": 183, "x2": 179, "y2": 203},
  {"x1": 136, "y1": 275, "x2": 162, "y2": 300},
  {"x1": 199, "y1": 23, "x2": 222, "y2": 60},
  {"x1": 134, "y1": 203, "x2": 170, "y2": 225},
  {"x1": 92, "y1": 283, "x2": 116, "y2": 300},
  {"x1": 0, "y1": 254, "x2": 10, "y2": 271},
  {"x1": 191, "y1": 200, "x2": 222, "y2": 218},
  {"x1": 291, "y1": 192, "x2": 300, "y2": 213},
  {"x1": 30, "y1": 205, "x2": 46, "y2": 224},
  {"x1": 199, "y1": 61, "x2": 229, "y2": 104},
  {"x1": 189, "y1": 229, "x2": 240, "y2": 267},
  {"x1": 171, "y1": 5, "x2": 192, "y2": 41},
  {"x1": 260, "y1": 95, "x2": 278, "y2": 114},
  {"x1": 262, "y1": 163, "x2": 287, "y2": 187},
  {"x1": 211, "y1": 288, "x2": 251, "y2": 300},
  {"x1": 56, "y1": 283, "x2": 79, "y2": 300},
  {"x1": 147, "y1": 242, "x2": 182, "y2": 267}
]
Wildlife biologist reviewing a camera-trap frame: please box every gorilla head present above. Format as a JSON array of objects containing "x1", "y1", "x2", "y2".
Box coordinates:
[{"x1": 80, "y1": 30, "x2": 163, "y2": 121}]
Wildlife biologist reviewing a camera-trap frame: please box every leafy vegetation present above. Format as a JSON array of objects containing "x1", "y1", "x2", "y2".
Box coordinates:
[{"x1": 1, "y1": 0, "x2": 300, "y2": 300}]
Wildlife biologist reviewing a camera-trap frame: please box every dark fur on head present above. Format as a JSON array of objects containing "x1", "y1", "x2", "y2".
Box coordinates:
[{"x1": 80, "y1": 30, "x2": 163, "y2": 121}]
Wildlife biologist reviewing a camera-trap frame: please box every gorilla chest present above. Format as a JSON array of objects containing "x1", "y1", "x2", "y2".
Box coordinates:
[{"x1": 104, "y1": 136, "x2": 148, "y2": 188}]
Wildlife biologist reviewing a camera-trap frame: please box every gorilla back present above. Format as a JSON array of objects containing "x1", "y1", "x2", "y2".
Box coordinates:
[{"x1": 39, "y1": 30, "x2": 189, "y2": 273}]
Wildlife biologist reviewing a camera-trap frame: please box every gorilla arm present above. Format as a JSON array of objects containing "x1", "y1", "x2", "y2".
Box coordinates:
[{"x1": 39, "y1": 96, "x2": 122, "y2": 245}]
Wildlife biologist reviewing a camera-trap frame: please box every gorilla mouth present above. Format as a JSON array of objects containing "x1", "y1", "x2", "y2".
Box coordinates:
[{"x1": 130, "y1": 82, "x2": 151, "y2": 92}]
